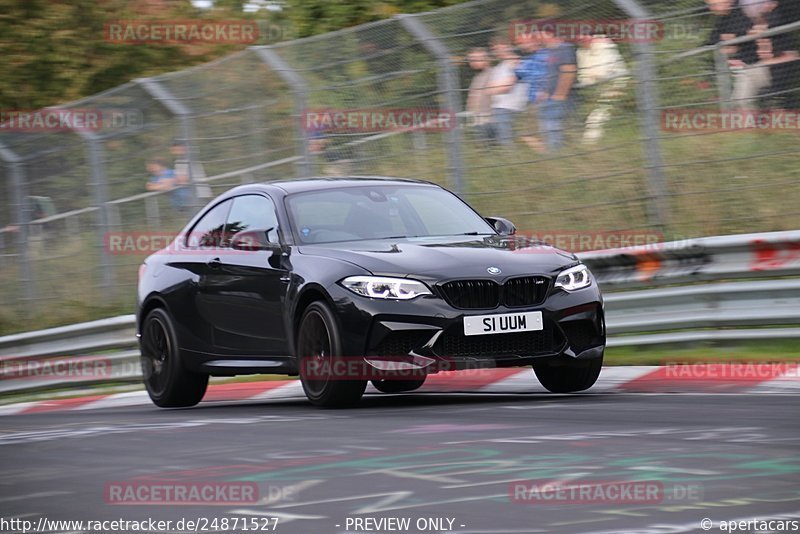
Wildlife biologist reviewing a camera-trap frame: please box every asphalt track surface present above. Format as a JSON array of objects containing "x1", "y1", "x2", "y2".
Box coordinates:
[{"x1": 1, "y1": 392, "x2": 799, "y2": 534}]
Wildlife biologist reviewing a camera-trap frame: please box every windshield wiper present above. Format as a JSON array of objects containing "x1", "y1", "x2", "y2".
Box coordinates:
[
  {"x1": 375, "y1": 232, "x2": 492, "y2": 240},
  {"x1": 453, "y1": 232, "x2": 494, "y2": 236}
]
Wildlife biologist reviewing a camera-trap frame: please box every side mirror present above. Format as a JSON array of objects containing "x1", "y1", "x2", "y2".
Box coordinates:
[
  {"x1": 230, "y1": 229, "x2": 281, "y2": 252},
  {"x1": 485, "y1": 216, "x2": 517, "y2": 236}
]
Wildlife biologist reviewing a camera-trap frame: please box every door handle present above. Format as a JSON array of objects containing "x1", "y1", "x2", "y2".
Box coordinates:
[{"x1": 207, "y1": 257, "x2": 222, "y2": 270}]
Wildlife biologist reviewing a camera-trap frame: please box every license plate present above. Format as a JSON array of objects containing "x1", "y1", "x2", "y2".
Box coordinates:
[{"x1": 463, "y1": 311, "x2": 543, "y2": 337}]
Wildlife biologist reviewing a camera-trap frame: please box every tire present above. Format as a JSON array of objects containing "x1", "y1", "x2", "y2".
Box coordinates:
[
  {"x1": 532, "y1": 355, "x2": 603, "y2": 393},
  {"x1": 371, "y1": 377, "x2": 426, "y2": 393},
  {"x1": 297, "y1": 301, "x2": 367, "y2": 407},
  {"x1": 140, "y1": 308, "x2": 208, "y2": 407}
]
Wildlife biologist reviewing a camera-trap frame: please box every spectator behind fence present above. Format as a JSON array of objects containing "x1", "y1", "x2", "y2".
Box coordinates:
[
  {"x1": 538, "y1": 29, "x2": 578, "y2": 152},
  {"x1": 707, "y1": 0, "x2": 753, "y2": 47},
  {"x1": 515, "y1": 31, "x2": 551, "y2": 152},
  {"x1": 576, "y1": 34, "x2": 630, "y2": 144},
  {"x1": 465, "y1": 47, "x2": 495, "y2": 142},
  {"x1": 741, "y1": 0, "x2": 800, "y2": 109},
  {"x1": 146, "y1": 157, "x2": 188, "y2": 211},
  {"x1": 705, "y1": 0, "x2": 758, "y2": 108},
  {"x1": 776, "y1": 0, "x2": 800, "y2": 108},
  {"x1": 487, "y1": 38, "x2": 528, "y2": 146},
  {"x1": 172, "y1": 140, "x2": 212, "y2": 200}
]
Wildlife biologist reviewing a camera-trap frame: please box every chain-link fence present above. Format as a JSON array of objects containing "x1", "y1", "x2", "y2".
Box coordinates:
[{"x1": 1, "y1": 0, "x2": 798, "y2": 331}]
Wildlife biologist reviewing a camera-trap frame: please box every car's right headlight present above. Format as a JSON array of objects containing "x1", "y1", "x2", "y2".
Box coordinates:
[
  {"x1": 554, "y1": 264, "x2": 592, "y2": 292},
  {"x1": 340, "y1": 276, "x2": 432, "y2": 300}
]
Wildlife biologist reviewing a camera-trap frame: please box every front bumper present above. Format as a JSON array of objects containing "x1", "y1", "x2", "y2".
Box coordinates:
[{"x1": 328, "y1": 280, "x2": 605, "y2": 373}]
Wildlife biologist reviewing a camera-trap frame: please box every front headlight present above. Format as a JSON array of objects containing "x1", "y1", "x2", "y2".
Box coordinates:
[
  {"x1": 555, "y1": 264, "x2": 592, "y2": 291},
  {"x1": 340, "y1": 276, "x2": 432, "y2": 300}
]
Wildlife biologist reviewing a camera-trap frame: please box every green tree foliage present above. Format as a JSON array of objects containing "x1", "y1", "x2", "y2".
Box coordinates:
[
  {"x1": 284, "y1": 0, "x2": 465, "y2": 38},
  {"x1": 0, "y1": 0, "x2": 472, "y2": 110},
  {"x1": 0, "y1": 0, "x2": 469, "y2": 110},
  {"x1": 0, "y1": 0, "x2": 282, "y2": 109}
]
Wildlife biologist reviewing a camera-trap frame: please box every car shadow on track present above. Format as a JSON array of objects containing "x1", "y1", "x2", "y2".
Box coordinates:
[{"x1": 184, "y1": 391, "x2": 616, "y2": 414}]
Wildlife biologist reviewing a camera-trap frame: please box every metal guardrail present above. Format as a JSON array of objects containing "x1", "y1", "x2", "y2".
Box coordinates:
[
  {"x1": 0, "y1": 315, "x2": 139, "y2": 394},
  {"x1": 604, "y1": 279, "x2": 800, "y2": 347},
  {"x1": 580, "y1": 229, "x2": 800, "y2": 287},
  {"x1": 0, "y1": 230, "x2": 798, "y2": 395}
]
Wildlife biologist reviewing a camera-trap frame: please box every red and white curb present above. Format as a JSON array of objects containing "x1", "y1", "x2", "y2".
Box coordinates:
[{"x1": 0, "y1": 364, "x2": 797, "y2": 416}]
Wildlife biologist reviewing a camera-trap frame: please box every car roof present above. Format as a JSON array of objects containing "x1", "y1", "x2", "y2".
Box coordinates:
[
  {"x1": 263, "y1": 176, "x2": 438, "y2": 194},
  {"x1": 207, "y1": 177, "x2": 444, "y2": 207}
]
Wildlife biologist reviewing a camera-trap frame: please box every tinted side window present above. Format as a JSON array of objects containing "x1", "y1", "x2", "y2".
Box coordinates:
[
  {"x1": 186, "y1": 199, "x2": 232, "y2": 248},
  {"x1": 224, "y1": 195, "x2": 280, "y2": 247}
]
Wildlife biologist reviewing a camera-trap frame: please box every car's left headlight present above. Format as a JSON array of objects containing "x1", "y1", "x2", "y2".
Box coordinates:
[
  {"x1": 340, "y1": 276, "x2": 432, "y2": 300},
  {"x1": 555, "y1": 264, "x2": 592, "y2": 291}
]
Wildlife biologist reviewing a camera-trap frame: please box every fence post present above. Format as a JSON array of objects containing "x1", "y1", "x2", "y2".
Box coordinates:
[
  {"x1": 0, "y1": 142, "x2": 35, "y2": 311},
  {"x1": 135, "y1": 78, "x2": 200, "y2": 210},
  {"x1": 251, "y1": 46, "x2": 312, "y2": 178},
  {"x1": 77, "y1": 131, "x2": 115, "y2": 295},
  {"x1": 613, "y1": 0, "x2": 669, "y2": 230},
  {"x1": 249, "y1": 104, "x2": 265, "y2": 181},
  {"x1": 397, "y1": 14, "x2": 464, "y2": 195},
  {"x1": 178, "y1": 115, "x2": 201, "y2": 203},
  {"x1": 714, "y1": 47, "x2": 734, "y2": 109},
  {"x1": 145, "y1": 196, "x2": 161, "y2": 229}
]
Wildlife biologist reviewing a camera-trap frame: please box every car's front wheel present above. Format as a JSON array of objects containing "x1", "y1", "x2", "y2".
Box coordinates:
[
  {"x1": 371, "y1": 377, "x2": 426, "y2": 393},
  {"x1": 532, "y1": 355, "x2": 602, "y2": 393},
  {"x1": 297, "y1": 301, "x2": 367, "y2": 407},
  {"x1": 140, "y1": 308, "x2": 208, "y2": 407}
]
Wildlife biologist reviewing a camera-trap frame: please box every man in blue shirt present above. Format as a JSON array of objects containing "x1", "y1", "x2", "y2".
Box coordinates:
[
  {"x1": 516, "y1": 32, "x2": 551, "y2": 104},
  {"x1": 146, "y1": 157, "x2": 189, "y2": 211},
  {"x1": 537, "y1": 29, "x2": 578, "y2": 152},
  {"x1": 515, "y1": 31, "x2": 551, "y2": 151}
]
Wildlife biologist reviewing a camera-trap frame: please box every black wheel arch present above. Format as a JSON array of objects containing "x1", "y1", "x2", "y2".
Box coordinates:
[
  {"x1": 290, "y1": 283, "x2": 340, "y2": 357},
  {"x1": 137, "y1": 293, "x2": 171, "y2": 337}
]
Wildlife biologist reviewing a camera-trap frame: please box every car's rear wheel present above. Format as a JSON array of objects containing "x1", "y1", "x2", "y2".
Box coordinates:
[
  {"x1": 140, "y1": 308, "x2": 208, "y2": 407},
  {"x1": 532, "y1": 355, "x2": 602, "y2": 393},
  {"x1": 297, "y1": 301, "x2": 366, "y2": 407},
  {"x1": 371, "y1": 377, "x2": 426, "y2": 393}
]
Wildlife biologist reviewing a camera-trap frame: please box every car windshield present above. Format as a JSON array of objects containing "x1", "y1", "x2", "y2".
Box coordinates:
[{"x1": 286, "y1": 184, "x2": 496, "y2": 244}]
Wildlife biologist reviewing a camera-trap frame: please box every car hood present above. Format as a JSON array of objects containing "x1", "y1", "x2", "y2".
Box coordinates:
[{"x1": 297, "y1": 236, "x2": 579, "y2": 280}]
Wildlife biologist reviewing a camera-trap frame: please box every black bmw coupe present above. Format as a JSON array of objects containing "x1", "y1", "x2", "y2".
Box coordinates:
[{"x1": 137, "y1": 177, "x2": 605, "y2": 407}]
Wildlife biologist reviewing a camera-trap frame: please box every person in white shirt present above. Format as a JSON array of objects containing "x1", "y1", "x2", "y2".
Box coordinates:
[
  {"x1": 576, "y1": 34, "x2": 630, "y2": 144},
  {"x1": 487, "y1": 38, "x2": 529, "y2": 146},
  {"x1": 465, "y1": 47, "x2": 495, "y2": 142}
]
